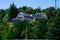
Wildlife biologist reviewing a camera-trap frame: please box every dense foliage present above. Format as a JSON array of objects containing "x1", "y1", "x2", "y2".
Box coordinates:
[{"x1": 0, "y1": 3, "x2": 60, "y2": 40}]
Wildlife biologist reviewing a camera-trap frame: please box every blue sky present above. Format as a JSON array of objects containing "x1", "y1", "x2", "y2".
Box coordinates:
[{"x1": 0, "y1": 0, "x2": 60, "y2": 9}]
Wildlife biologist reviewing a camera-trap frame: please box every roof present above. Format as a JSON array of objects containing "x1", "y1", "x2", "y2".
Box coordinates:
[
  {"x1": 16, "y1": 12, "x2": 30, "y2": 18},
  {"x1": 32, "y1": 13, "x2": 47, "y2": 19}
]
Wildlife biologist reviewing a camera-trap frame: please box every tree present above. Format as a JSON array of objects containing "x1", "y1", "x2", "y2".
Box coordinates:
[
  {"x1": 8, "y1": 3, "x2": 18, "y2": 21},
  {"x1": 46, "y1": 10, "x2": 60, "y2": 39},
  {"x1": 56, "y1": 8, "x2": 60, "y2": 16},
  {"x1": 38, "y1": 18, "x2": 47, "y2": 39},
  {"x1": 0, "y1": 23, "x2": 9, "y2": 40},
  {"x1": 43, "y1": 7, "x2": 55, "y2": 20},
  {"x1": 18, "y1": 6, "x2": 27, "y2": 13},
  {"x1": 13, "y1": 20, "x2": 29, "y2": 39},
  {"x1": 0, "y1": 9, "x2": 6, "y2": 23},
  {"x1": 26, "y1": 7, "x2": 33, "y2": 14},
  {"x1": 33, "y1": 7, "x2": 41, "y2": 14}
]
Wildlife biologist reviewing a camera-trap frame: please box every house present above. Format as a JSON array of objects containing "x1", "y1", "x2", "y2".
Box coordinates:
[
  {"x1": 12, "y1": 12, "x2": 47, "y2": 23},
  {"x1": 12, "y1": 12, "x2": 33, "y2": 22},
  {"x1": 32, "y1": 13, "x2": 47, "y2": 20}
]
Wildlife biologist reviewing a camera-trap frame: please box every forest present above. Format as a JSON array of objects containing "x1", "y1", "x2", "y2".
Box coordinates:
[{"x1": 0, "y1": 3, "x2": 60, "y2": 40}]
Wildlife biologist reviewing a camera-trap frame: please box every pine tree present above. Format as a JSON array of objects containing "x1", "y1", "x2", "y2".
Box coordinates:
[{"x1": 8, "y1": 3, "x2": 18, "y2": 21}]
